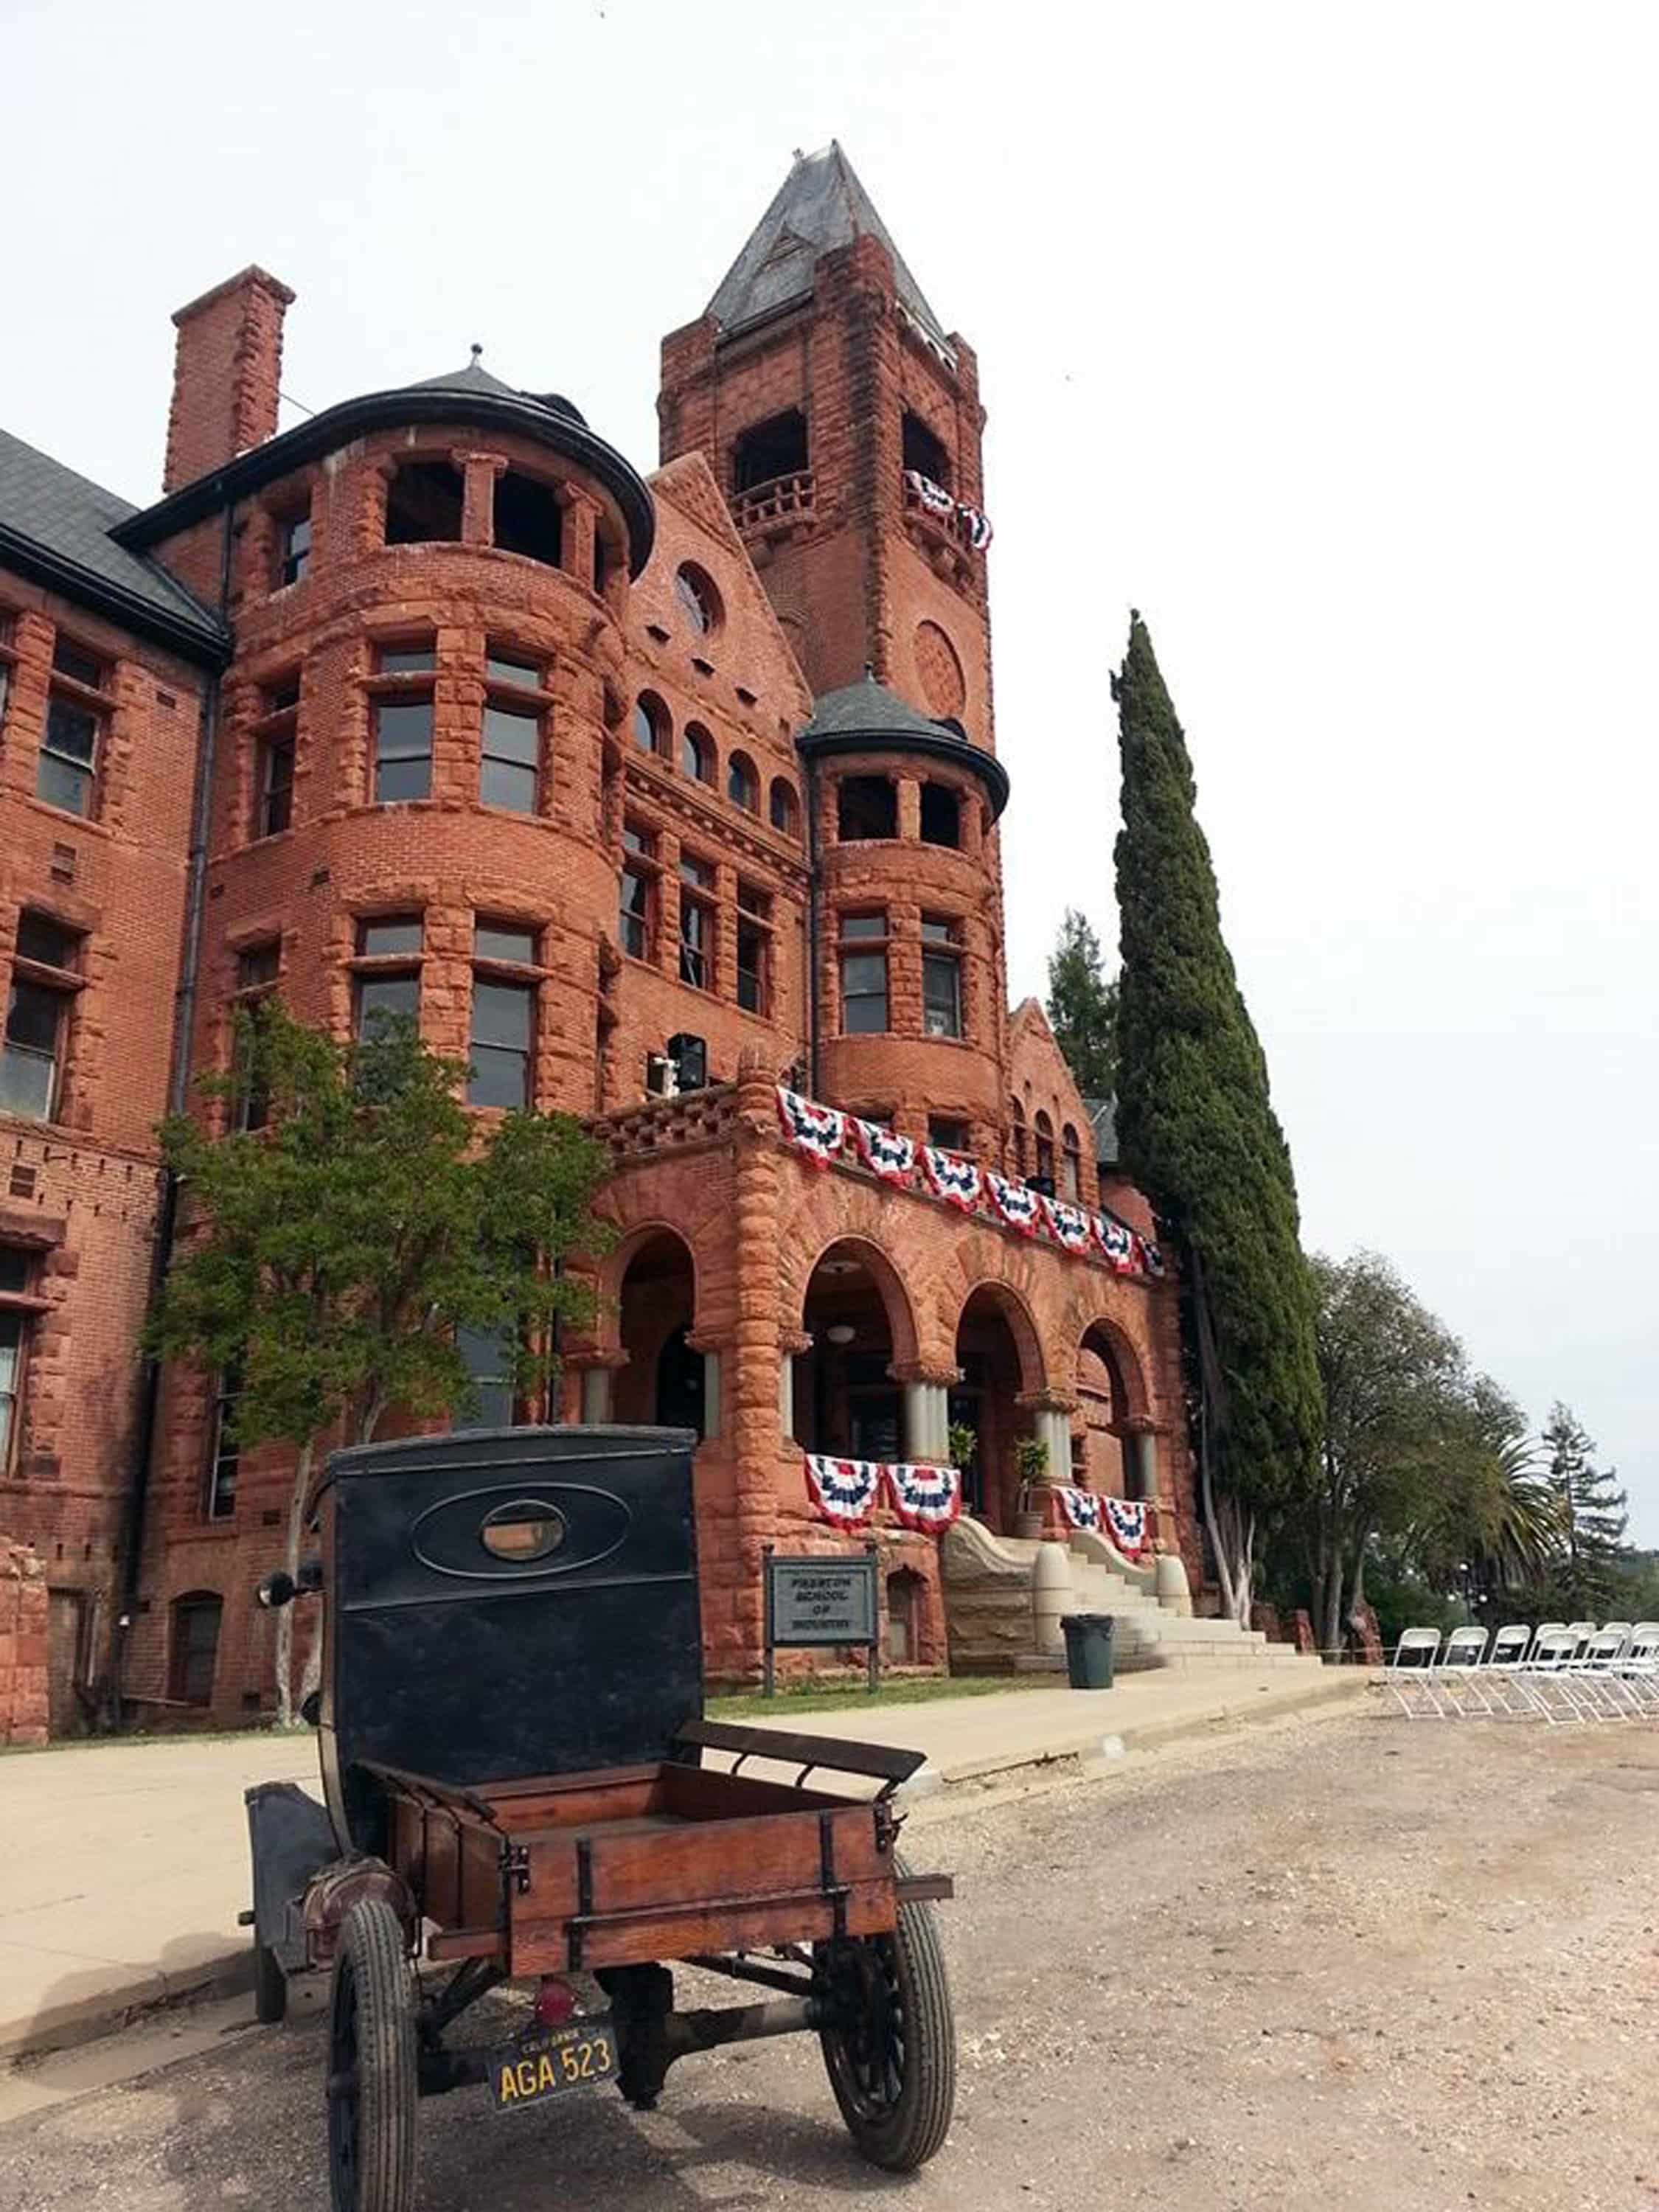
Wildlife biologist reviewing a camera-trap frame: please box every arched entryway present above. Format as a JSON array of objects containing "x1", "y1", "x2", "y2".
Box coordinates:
[
  {"x1": 793, "y1": 1240, "x2": 914, "y2": 1462},
  {"x1": 1077, "y1": 1320, "x2": 1147, "y2": 1498},
  {"x1": 613, "y1": 1230, "x2": 702, "y2": 1433},
  {"x1": 950, "y1": 1285, "x2": 1042, "y2": 1532}
]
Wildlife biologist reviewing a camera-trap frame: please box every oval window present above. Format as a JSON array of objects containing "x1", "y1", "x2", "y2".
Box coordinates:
[{"x1": 479, "y1": 1499, "x2": 566, "y2": 1562}]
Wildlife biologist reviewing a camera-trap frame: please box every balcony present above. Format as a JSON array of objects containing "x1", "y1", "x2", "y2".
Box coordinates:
[{"x1": 729, "y1": 470, "x2": 816, "y2": 547}]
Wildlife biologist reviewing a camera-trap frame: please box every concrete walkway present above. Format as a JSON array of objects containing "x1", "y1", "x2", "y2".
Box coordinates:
[{"x1": 0, "y1": 1662, "x2": 1369, "y2": 2060}]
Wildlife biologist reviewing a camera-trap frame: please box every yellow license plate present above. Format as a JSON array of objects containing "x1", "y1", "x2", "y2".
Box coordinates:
[{"x1": 488, "y1": 2017, "x2": 617, "y2": 2111}]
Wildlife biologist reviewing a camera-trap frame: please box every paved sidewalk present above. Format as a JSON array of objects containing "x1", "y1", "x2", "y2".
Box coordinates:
[{"x1": 0, "y1": 1662, "x2": 1368, "y2": 2060}]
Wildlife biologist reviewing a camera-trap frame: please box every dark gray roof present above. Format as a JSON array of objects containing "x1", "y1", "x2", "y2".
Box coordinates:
[
  {"x1": 408, "y1": 358, "x2": 588, "y2": 426},
  {"x1": 0, "y1": 428, "x2": 227, "y2": 658},
  {"x1": 707, "y1": 143, "x2": 949, "y2": 347},
  {"x1": 798, "y1": 672, "x2": 1010, "y2": 818},
  {"x1": 1083, "y1": 1095, "x2": 1119, "y2": 1166}
]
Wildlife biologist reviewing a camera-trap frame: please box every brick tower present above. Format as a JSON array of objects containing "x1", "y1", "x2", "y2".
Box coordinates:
[{"x1": 660, "y1": 145, "x2": 1009, "y2": 1153}]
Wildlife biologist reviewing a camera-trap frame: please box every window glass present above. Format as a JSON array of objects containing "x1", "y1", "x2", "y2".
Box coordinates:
[
  {"x1": 279, "y1": 513, "x2": 311, "y2": 587},
  {"x1": 0, "y1": 1249, "x2": 30, "y2": 1295},
  {"x1": 207, "y1": 1365, "x2": 241, "y2": 1518},
  {"x1": 840, "y1": 950, "x2": 887, "y2": 1033},
  {"x1": 678, "y1": 898, "x2": 710, "y2": 989},
  {"x1": 1, "y1": 980, "x2": 63, "y2": 1117},
  {"x1": 455, "y1": 1325, "x2": 517, "y2": 1430},
  {"x1": 169, "y1": 1595, "x2": 222, "y2": 1707},
  {"x1": 15, "y1": 914, "x2": 78, "y2": 970},
  {"x1": 0, "y1": 1304, "x2": 20, "y2": 1464},
  {"x1": 237, "y1": 941, "x2": 281, "y2": 989},
  {"x1": 481, "y1": 701, "x2": 539, "y2": 813},
  {"x1": 737, "y1": 880, "x2": 770, "y2": 917},
  {"x1": 726, "y1": 754, "x2": 757, "y2": 811},
  {"x1": 356, "y1": 917, "x2": 421, "y2": 959},
  {"x1": 622, "y1": 821, "x2": 655, "y2": 857},
  {"x1": 679, "y1": 852, "x2": 714, "y2": 891},
  {"x1": 928, "y1": 1117, "x2": 970, "y2": 1152},
  {"x1": 376, "y1": 644, "x2": 437, "y2": 674},
  {"x1": 839, "y1": 912, "x2": 886, "y2": 940},
  {"x1": 922, "y1": 952, "x2": 961, "y2": 1037},
  {"x1": 674, "y1": 563, "x2": 719, "y2": 634},
  {"x1": 372, "y1": 698, "x2": 433, "y2": 801},
  {"x1": 921, "y1": 914, "x2": 959, "y2": 945},
  {"x1": 769, "y1": 779, "x2": 798, "y2": 835},
  {"x1": 737, "y1": 919, "x2": 765, "y2": 1012},
  {"x1": 355, "y1": 972, "x2": 418, "y2": 1037},
  {"x1": 38, "y1": 696, "x2": 99, "y2": 814},
  {"x1": 487, "y1": 649, "x2": 541, "y2": 689},
  {"x1": 51, "y1": 639, "x2": 104, "y2": 688},
  {"x1": 620, "y1": 868, "x2": 651, "y2": 959},
  {"x1": 263, "y1": 675, "x2": 300, "y2": 714},
  {"x1": 469, "y1": 980, "x2": 533, "y2": 1109},
  {"x1": 633, "y1": 696, "x2": 666, "y2": 754},
  {"x1": 475, "y1": 922, "x2": 537, "y2": 964},
  {"x1": 681, "y1": 726, "x2": 712, "y2": 782},
  {"x1": 257, "y1": 735, "x2": 294, "y2": 836}
]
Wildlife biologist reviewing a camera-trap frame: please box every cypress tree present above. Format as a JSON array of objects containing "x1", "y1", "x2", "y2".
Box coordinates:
[
  {"x1": 1046, "y1": 908, "x2": 1119, "y2": 1099},
  {"x1": 1112, "y1": 613, "x2": 1324, "y2": 1619},
  {"x1": 1541, "y1": 1402, "x2": 1628, "y2": 1617}
]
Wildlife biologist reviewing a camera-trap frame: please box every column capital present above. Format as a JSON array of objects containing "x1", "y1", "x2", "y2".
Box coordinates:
[
  {"x1": 1016, "y1": 1389, "x2": 1079, "y2": 1417},
  {"x1": 567, "y1": 1346, "x2": 630, "y2": 1373},
  {"x1": 889, "y1": 1360, "x2": 960, "y2": 1390}
]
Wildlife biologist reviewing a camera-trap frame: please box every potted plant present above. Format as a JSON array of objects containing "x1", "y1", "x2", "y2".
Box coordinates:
[
  {"x1": 947, "y1": 1422, "x2": 978, "y2": 1517},
  {"x1": 1013, "y1": 1436, "x2": 1049, "y2": 1540}
]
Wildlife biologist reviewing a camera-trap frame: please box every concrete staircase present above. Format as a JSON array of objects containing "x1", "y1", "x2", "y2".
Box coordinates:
[{"x1": 942, "y1": 1517, "x2": 1321, "y2": 1677}]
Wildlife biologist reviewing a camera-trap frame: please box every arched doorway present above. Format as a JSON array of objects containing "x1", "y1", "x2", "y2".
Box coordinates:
[
  {"x1": 950, "y1": 1287, "x2": 1040, "y2": 1532},
  {"x1": 1077, "y1": 1321, "x2": 1141, "y2": 1497},
  {"x1": 794, "y1": 1242, "x2": 911, "y2": 1462},
  {"x1": 613, "y1": 1231, "x2": 700, "y2": 1433}
]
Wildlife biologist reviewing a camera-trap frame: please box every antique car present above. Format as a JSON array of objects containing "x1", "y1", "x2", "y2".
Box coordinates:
[{"x1": 244, "y1": 1425, "x2": 956, "y2": 2212}]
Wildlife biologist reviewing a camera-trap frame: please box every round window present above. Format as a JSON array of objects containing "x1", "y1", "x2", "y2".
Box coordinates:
[
  {"x1": 479, "y1": 1498, "x2": 566, "y2": 1563},
  {"x1": 674, "y1": 563, "x2": 721, "y2": 636}
]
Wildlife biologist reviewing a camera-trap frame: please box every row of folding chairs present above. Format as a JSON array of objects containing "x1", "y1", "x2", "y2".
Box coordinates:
[{"x1": 1385, "y1": 1621, "x2": 1659, "y2": 1722}]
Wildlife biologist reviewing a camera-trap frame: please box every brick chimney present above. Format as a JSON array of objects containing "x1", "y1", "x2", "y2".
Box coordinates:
[{"x1": 162, "y1": 265, "x2": 296, "y2": 494}]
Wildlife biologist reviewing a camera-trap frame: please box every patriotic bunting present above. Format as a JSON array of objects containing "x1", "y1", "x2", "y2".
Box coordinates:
[
  {"x1": 773, "y1": 1083, "x2": 1169, "y2": 1283},
  {"x1": 776, "y1": 1086, "x2": 845, "y2": 1168},
  {"x1": 1093, "y1": 1214, "x2": 1139, "y2": 1273},
  {"x1": 921, "y1": 1146, "x2": 984, "y2": 1211},
  {"x1": 902, "y1": 470, "x2": 994, "y2": 552},
  {"x1": 959, "y1": 505, "x2": 994, "y2": 552},
  {"x1": 904, "y1": 467, "x2": 956, "y2": 516},
  {"x1": 850, "y1": 1116, "x2": 917, "y2": 1185},
  {"x1": 804, "y1": 1454, "x2": 883, "y2": 1529},
  {"x1": 1042, "y1": 1194, "x2": 1093, "y2": 1253},
  {"x1": 1055, "y1": 1485, "x2": 1104, "y2": 1533},
  {"x1": 1105, "y1": 1497, "x2": 1149, "y2": 1559},
  {"x1": 886, "y1": 1461, "x2": 962, "y2": 1533},
  {"x1": 987, "y1": 1172, "x2": 1042, "y2": 1235}
]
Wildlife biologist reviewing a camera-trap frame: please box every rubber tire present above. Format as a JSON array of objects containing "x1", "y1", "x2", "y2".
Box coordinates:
[
  {"x1": 818, "y1": 1855, "x2": 956, "y2": 2172},
  {"x1": 327, "y1": 1897, "x2": 417, "y2": 2212},
  {"x1": 253, "y1": 1940, "x2": 287, "y2": 2025}
]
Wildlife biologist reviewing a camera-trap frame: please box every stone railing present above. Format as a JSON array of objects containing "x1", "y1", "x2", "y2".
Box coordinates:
[
  {"x1": 589, "y1": 1083, "x2": 737, "y2": 1163},
  {"x1": 730, "y1": 471, "x2": 816, "y2": 537}
]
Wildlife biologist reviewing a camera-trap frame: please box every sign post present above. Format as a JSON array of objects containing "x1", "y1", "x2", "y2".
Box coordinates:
[{"x1": 762, "y1": 1543, "x2": 881, "y2": 1697}]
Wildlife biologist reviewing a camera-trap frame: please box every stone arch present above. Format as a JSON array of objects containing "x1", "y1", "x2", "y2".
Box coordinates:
[
  {"x1": 597, "y1": 1218, "x2": 701, "y2": 1351},
  {"x1": 609, "y1": 1224, "x2": 701, "y2": 1431},
  {"x1": 1072, "y1": 1307, "x2": 1152, "y2": 1427},
  {"x1": 796, "y1": 1231, "x2": 920, "y2": 1371},
  {"x1": 949, "y1": 1278, "x2": 1046, "y2": 1398}
]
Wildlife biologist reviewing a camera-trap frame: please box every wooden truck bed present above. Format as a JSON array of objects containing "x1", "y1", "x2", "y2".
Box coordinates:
[{"x1": 373, "y1": 1719, "x2": 942, "y2": 1975}]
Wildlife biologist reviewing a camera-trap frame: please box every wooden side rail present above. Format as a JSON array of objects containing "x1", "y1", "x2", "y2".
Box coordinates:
[{"x1": 673, "y1": 1717, "x2": 927, "y2": 1800}]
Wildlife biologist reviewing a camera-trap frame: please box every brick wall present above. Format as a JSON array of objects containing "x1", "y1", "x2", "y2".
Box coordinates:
[{"x1": 164, "y1": 266, "x2": 294, "y2": 495}]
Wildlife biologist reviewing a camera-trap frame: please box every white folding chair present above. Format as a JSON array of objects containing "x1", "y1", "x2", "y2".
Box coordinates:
[
  {"x1": 1484, "y1": 1623, "x2": 1543, "y2": 1717},
  {"x1": 1600, "y1": 1622, "x2": 1633, "y2": 1655},
  {"x1": 1565, "y1": 1620, "x2": 1599, "y2": 1659},
  {"x1": 1571, "y1": 1629, "x2": 1644, "y2": 1718},
  {"x1": 1522, "y1": 1627, "x2": 1596, "y2": 1722},
  {"x1": 1387, "y1": 1627, "x2": 1444, "y2": 1717},
  {"x1": 1436, "y1": 1625, "x2": 1494, "y2": 1714},
  {"x1": 1618, "y1": 1629, "x2": 1659, "y2": 1711},
  {"x1": 1529, "y1": 1621, "x2": 1568, "y2": 1658}
]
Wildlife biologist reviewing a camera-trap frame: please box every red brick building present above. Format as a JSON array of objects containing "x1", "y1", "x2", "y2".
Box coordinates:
[{"x1": 0, "y1": 146, "x2": 1206, "y2": 1731}]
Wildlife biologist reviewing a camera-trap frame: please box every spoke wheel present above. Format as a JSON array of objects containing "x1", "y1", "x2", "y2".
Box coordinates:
[
  {"x1": 815, "y1": 1857, "x2": 956, "y2": 2171},
  {"x1": 327, "y1": 1896, "x2": 417, "y2": 2212}
]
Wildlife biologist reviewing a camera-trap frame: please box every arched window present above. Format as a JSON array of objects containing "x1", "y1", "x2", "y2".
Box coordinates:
[
  {"x1": 169, "y1": 1590, "x2": 223, "y2": 1708},
  {"x1": 1009, "y1": 1098, "x2": 1027, "y2": 1175},
  {"x1": 769, "y1": 777, "x2": 800, "y2": 838},
  {"x1": 1061, "y1": 1123, "x2": 1082, "y2": 1202},
  {"x1": 674, "y1": 563, "x2": 722, "y2": 636},
  {"x1": 726, "y1": 750, "x2": 758, "y2": 813},
  {"x1": 1034, "y1": 1111, "x2": 1055, "y2": 1189},
  {"x1": 681, "y1": 722, "x2": 714, "y2": 784},
  {"x1": 632, "y1": 692, "x2": 669, "y2": 757}
]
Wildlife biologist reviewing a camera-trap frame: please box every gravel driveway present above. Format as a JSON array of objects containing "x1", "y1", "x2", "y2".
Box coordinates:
[{"x1": 3, "y1": 1703, "x2": 1655, "y2": 2211}]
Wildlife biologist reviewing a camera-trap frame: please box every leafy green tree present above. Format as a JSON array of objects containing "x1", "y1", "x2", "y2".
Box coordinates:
[
  {"x1": 1112, "y1": 613, "x2": 1324, "y2": 1619},
  {"x1": 1045, "y1": 908, "x2": 1119, "y2": 1100},
  {"x1": 149, "y1": 1006, "x2": 608, "y2": 1719},
  {"x1": 1540, "y1": 1403, "x2": 1628, "y2": 1617}
]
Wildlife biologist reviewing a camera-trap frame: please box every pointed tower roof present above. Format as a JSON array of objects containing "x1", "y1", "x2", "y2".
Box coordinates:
[{"x1": 706, "y1": 142, "x2": 948, "y2": 347}]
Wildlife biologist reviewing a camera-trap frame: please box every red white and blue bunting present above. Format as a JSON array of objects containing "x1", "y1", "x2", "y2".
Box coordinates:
[
  {"x1": 987, "y1": 1172, "x2": 1042, "y2": 1236},
  {"x1": 886, "y1": 1461, "x2": 962, "y2": 1533},
  {"x1": 921, "y1": 1145, "x2": 984, "y2": 1212},
  {"x1": 802, "y1": 1454, "x2": 961, "y2": 1534},
  {"x1": 902, "y1": 470, "x2": 994, "y2": 552},
  {"x1": 776, "y1": 1087, "x2": 1167, "y2": 1283},
  {"x1": 777, "y1": 1087, "x2": 845, "y2": 1168},
  {"x1": 1042, "y1": 1194, "x2": 1093, "y2": 1254},
  {"x1": 850, "y1": 1116, "x2": 917, "y2": 1185},
  {"x1": 959, "y1": 504, "x2": 994, "y2": 552},
  {"x1": 1055, "y1": 1484, "x2": 1105, "y2": 1533},
  {"x1": 804, "y1": 1455, "x2": 885, "y2": 1529},
  {"x1": 1105, "y1": 1497, "x2": 1149, "y2": 1559}
]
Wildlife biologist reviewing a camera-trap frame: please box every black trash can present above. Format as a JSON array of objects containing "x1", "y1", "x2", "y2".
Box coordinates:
[{"x1": 1060, "y1": 1613, "x2": 1115, "y2": 1690}]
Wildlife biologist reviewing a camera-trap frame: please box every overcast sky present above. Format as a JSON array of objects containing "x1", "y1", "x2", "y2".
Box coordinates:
[{"x1": 10, "y1": 1, "x2": 1657, "y2": 1536}]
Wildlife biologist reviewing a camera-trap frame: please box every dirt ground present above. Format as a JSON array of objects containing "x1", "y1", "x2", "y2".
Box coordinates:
[{"x1": 3, "y1": 1703, "x2": 1656, "y2": 2212}]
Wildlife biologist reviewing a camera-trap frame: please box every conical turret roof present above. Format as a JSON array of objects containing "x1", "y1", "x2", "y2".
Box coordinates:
[{"x1": 706, "y1": 142, "x2": 947, "y2": 347}]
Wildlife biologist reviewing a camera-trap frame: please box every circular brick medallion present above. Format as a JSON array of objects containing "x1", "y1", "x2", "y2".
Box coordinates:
[{"x1": 914, "y1": 620, "x2": 966, "y2": 720}]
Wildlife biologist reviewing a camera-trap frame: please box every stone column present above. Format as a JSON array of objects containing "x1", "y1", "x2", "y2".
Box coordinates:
[
  {"x1": 730, "y1": 1054, "x2": 787, "y2": 1669},
  {"x1": 779, "y1": 1329, "x2": 811, "y2": 1443},
  {"x1": 891, "y1": 1363, "x2": 956, "y2": 1463},
  {"x1": 685, "y1": 1335, "x2": 723, "y2": 1441},
  {"x1": 561, "y1": 487, "x2": 599, "y2": 592},
  {"x1": 459, "y1": 451, "x2": 507, "y2": 546}
]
